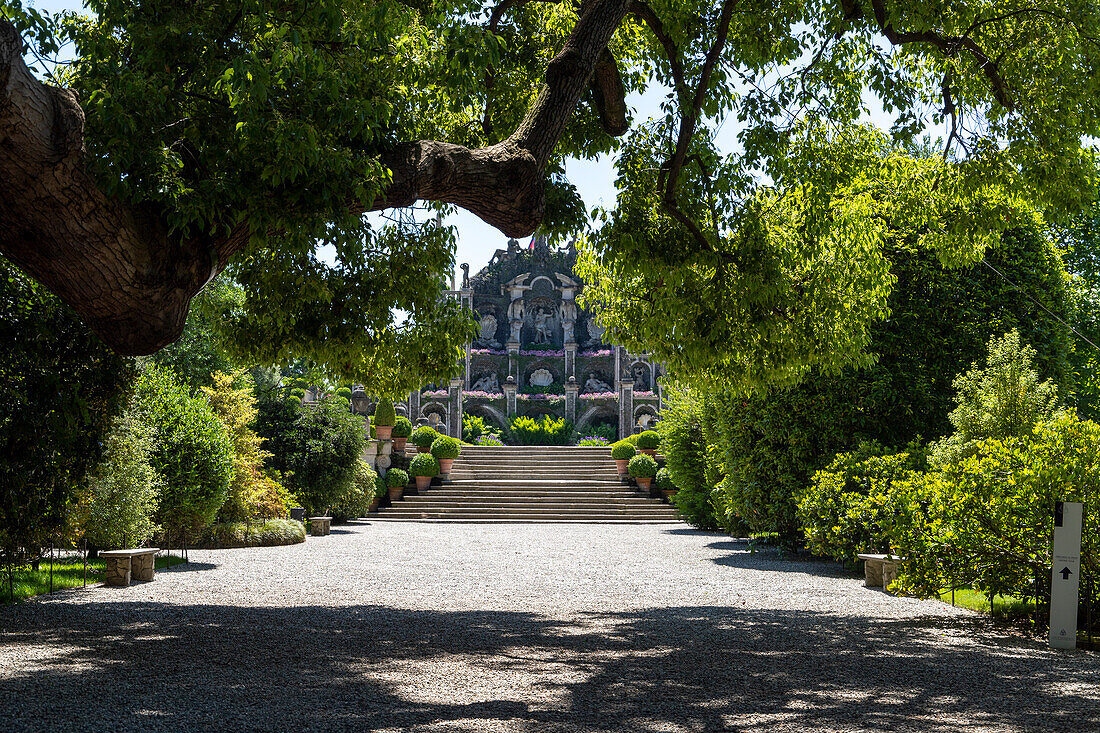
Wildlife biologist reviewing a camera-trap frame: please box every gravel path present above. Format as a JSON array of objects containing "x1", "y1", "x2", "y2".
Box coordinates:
[{"x1": 2, "y1": 522, "x2": 1099, "y2": 732}]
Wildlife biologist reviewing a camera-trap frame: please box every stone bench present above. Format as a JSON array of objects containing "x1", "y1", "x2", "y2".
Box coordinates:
[
  {"x1": 100, "y1": 548, "x2": 160, "y2": 587},
  {"x1": 857, "y1": 553, "x2": 905, "y2": 590},
  {"x1": 309, "y1": 517, "x2": 332, "y2": 536}
]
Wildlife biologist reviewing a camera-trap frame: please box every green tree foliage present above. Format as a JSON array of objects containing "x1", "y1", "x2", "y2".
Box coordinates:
[
  {"x1": 929, "y1": 330, "x2": 1062, "y2": 467},
  {"x1": 152, "y1": 279, "x2": 241, "y2": 389},
  {"x1": 331, "y1": 461, "x2": 378, "y2": 522},
  {"x1": 0, "y1": 256, "x2": 133, "y2": 561},
  {"x1": 255, "y1": 397, "x2": 365, "y2": 516},
  {"x1": 201, "y1": 370, "x2": 289, "y2": 521},
  {"x1": 133, "y1": 365, "x2": 234, "y2": 536},
  {"x1": 657, "y1": 382, "x2": 721, "y2": 530},
  {"x1": 79, "y1": 399, "x2": 162, "y2": 550}
]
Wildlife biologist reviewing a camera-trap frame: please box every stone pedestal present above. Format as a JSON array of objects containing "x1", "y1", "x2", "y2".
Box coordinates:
[
  {"x1": 309, "y1": 517, "x2": 332, "y2": 536},
  {"x1": 507, "y1": 344, "x2": 519, "y2": 382},
  {"x1": 376, "y1": 439, "x2": 392, "y2": 472},
  {"x1": 104, "y1": 557, "x2": 131, "y2": 587},
  {"x1": 101, "y1": 549, "x2": 160, "y2": 586},
  {"x1": 362, "y1": 440, "x2": 379, "y2": 470},
  {"x1": 565, "y1": 377, "x2": 579, "y2": 424}
]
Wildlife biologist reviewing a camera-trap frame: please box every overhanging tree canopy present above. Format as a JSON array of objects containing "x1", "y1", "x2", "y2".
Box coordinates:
[{"x1": 1, "y1": 0, "x2": 1098, "y2": 376}]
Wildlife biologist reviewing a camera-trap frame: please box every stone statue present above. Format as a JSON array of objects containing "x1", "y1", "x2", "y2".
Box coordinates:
[
  {"x1": 461, "y1": 263, "x2": 470, "y2": 289},
  {"x1": 632, "y1": 364, "x2": 651, "y2": 391},
  {"x1": 585, "y1": 318, "x2": 605, "y2": 347},
  {"x1": 507, "y1": 292, "x2": 525, "y2": 344},
  {"x1": 533, "y1": 307, "x2": 553, "y2": 345},
  {"x1": 471, "y1": 373, "x2": 500, "y2": 393},
  {"x1": 529, "y1": 368, "x2": 554, "y2": 387},
  {"x1": 583, "y1": 373, "x2": 613, "y2": 394},
  {"x1": 560, "y1": 300, "x2": 576, "y2": 344}
]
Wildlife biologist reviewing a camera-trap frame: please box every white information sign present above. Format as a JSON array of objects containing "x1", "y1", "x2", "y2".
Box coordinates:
[{"x1": 1049, "y1": 501, "x2": 1083, "y2": 650}]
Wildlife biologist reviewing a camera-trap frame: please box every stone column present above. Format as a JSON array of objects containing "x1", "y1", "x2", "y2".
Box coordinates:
[
  {"x1": 507, "y1": 345, "x2": 519, "y2": 383},
  {"x1": 617, "y1": 379, "x2": 634, "y2": 441},
  {"x1": 565, "y1": 344, "x2": 576, "y2": 381},
  {"x1": 408, "y1": 389, "x2": 421, "y2": 424},
  {"x1": 504, "y1": 376, "x2": 517, "y2": 417},
  {"x1": 565, "y1": 376, "x2": 579, "y2": 425},
  {"x1": 448, "y1": 377, "x2": 464, "y2": 439}
]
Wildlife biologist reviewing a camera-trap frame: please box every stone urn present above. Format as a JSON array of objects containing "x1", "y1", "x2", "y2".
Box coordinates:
[
  {"x1": 393, "y1": 436, "x2": 408, "y2": 452},
  {"x1": 415, "y1": 475, "x2": 432, "y2": 491},
  {"x1": 636, "y1": 476, "x2": 653, "y2": 492},
  {"x1": 615, "y1": 459, "x2": 629, "y2": 475},
  {"x1": 437, "y1": 458, "x2": 455, "y2": 475},
  {"x1": 376, "y1": 425, "x2": 393, "y2": 440},
  {"x1": 388, "y1": 485, "x2": 404, "y2": 502}
]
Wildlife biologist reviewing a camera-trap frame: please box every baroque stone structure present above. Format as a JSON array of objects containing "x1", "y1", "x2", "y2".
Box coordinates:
[{"x1": 395, "y1": 238, "x2": 663, "y2": 440}]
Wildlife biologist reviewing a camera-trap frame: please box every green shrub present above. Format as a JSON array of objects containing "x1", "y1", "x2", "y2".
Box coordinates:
[
  {"x1": 628, "y1": 454, "x2": 658, "y2": 478},
  {"x1": 374, "y1": 397, "x2": 396, "y2": 427},
  {"x1": 410, "y1": 426, "x2": 440, "y2": 450},
  {"x1": 256, "y1": 397, "x2": 366, "y2": 516},
  {"x1": 623, "y1": 433, "x2": 641, "y2": 446},
  {"x1": 509, "y1": 415, "x2": 572, "y2": 445},
  {"x1": 409, "y1": 453, "x2": 439, "y2": 478},
  {"x1": 579, "y1": 423, "x2": 617, "y2": 443},
  {"x1": 796, "y1": 443, "x2": 921, "y2": 562},
  {"x1": 81, "y1": 402, "x2": 162, "y2": 550},
  {"x1": 658, "y1": 382, "x2": 722, "y2": 530},
  {"x1": 611, "y1": 441, "x2": 636, "y2": 460},
  {"x1": 336, "y1": 386, "x2": 353, "y2": 399},
  {"x1": 386, "y1": 468, "x2": 409, "y2": 488},
  {"x1": 134, "y1": 365, "x2": 234, "y2": 537},
  {"x1": 197, "y1": 518, "x2": 305, "y2": 548},
  {"x1": 637, "y1": 430, "x2": 660, "y2": 450},
  {"x1": 463, "y1": 413, "x2": 498, "y2": 443},
  {"x1": 331, "y1": 460, "x2": 378, "y2": 521},
  {"x1": 430, "y1": 436, "x2": 461, "y2": 460},
  {"x1": 392, "y1": 416, "x2": 413, "y2": 438},
  {"x1": 655, "y1": 467, "x2": 675, "y2": 492}
]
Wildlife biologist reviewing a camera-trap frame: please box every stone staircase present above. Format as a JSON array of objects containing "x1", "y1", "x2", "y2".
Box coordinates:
[{"x1": 372, "y1": 446, "x2": 682, "y2": 523}]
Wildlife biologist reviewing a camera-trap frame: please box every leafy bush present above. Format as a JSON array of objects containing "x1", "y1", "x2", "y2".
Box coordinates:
[
  {"x1": 622, "y1": 433, "x2": 641, "y2": 446},
  {"x1": 463, "y1": 413, "x2": 498, "y2": 443},
  {"x1": 331, "y1": 460, "x2": 378, "y2": 521},
  {"x1": 374, "y1": 396, "x2": 396, "y2": 427},
  {"x1": 508, "y1": 415, "x2": 573, "y2": 445},
  {"x1": 256, "y1": 397, "x2": 366, "y2": 516},
  {"x1": 430, "y1": 436, "x2": 461, "y2": 460},
  {"x1": 336, "y1": 386, "x2": 353, "y2": 400},
  {"x1": 796, "y1": 443, "x2": 922, "y2": 562},
  {"x1": 202, "y1": 370, "x2": 288, "y2": 522},
  {"x1": 197, "y1": 519, "x2": 305, "y2": 548},
  {"x1": 655, "y1": 467, "x2": 675, "y2": 492},
  {"x1": 628, "y1": 454, "x2": 658, "y2": 478},
  {"x1": 409, "y1": 453, "x2": 439, "y2": 478},
  {"x1": 637, "y1": 430, "x2": 660, "y2": 450},
  {"x1": 576, "y1": 436, "x2": 610, "y2": 446},
  {"x1": 81, "y1": 403, "x2": 161, "y2": 550},
  {"x1": 410, "y1": 426, "x2": 440, "y2": 450},
  {"x1": 392, "y1": 416, "x2": 413, "y2": 438},
  {"x1": 475, "y1": 434, "x2": 505, "y2": 446},
  {"x1": 611, "y1": 441, "x2": 636, "y2": 460},
  {"x1": 580, "y1": 423, "x2": 616, "y2": 443},
  {"x1": 658, "y1": 382, "x2": 722, "y2": 530},
  {"x1": 929, "y1": 329, "x2": 1061, "y2": 467},
  {"x1": 134, "y1": 365, "x2": 234, "y2": 537},
  {"x1": 386, "y1": 468, "x2": 409, "y2": 488}
]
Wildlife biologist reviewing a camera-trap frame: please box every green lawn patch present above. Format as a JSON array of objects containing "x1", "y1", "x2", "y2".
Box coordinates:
[
  {"x1": 937, "y1": 587, "x2": 1035, "y2": 620},
  {"x1": 1, "y1": 554, "x2": 187, "y2": 605}
]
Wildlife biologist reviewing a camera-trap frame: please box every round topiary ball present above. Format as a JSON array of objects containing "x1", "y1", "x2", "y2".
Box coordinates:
[
  {"x1": 374, "y1": 397, "x2": 396, "y2": 427},
  {"x1": 430, "y1": 436, "x2": 461, "y2": 459},
  {"x1": 628, "y1": 453, "x2": 658, "y2": 478},
  {"x1": 392, "y1": 416, "x2": 413, "y2": 438},
  {"x1": 411, "y1": 426, "x2": 439, "y2": 450},
  {"x1": 611, "y1": 441, "x2": 637, "y2": 460},
  {"x1": 409, "y1": 453, "x2": 440, "y2": 478},
  {"x1": 385, "y1": 468, "x2": 409, "y2": 488},
  {"x1": 655, "y1": 467, "x2": 676, "y2": 491},
  {"x1": 637, "y1": 430, "x2": 660, "y2": 450}
]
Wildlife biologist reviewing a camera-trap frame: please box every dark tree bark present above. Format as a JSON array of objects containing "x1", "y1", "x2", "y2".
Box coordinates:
[{"x1": 0, "y1": 0, "x2": 631, "y2": 354}]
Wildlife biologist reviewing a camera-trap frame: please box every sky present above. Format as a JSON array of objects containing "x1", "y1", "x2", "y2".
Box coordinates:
[{"x1": 26, "y1": 0, "x2": 905, "y2": 284}]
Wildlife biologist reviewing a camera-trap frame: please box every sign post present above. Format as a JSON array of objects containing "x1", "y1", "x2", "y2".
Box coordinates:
[{"x1": 1049, "y1": 501, "x2": 1083, "y2": 650}]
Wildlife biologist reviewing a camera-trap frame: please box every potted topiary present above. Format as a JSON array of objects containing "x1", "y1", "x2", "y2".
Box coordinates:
[
  {"x1": 374, "y1": 397, "x2": 396, "y2": 440},
  {"x1": 411, "y1": 425, "x2": 438, "y2": 453},
  {"x1": 409, "y1": 453, "x2": 439, "y2": 492},
  {"x1": 385, "y1": 468, "x2": 409, "y2": 502},
  {"x1": 611, "y1": 440, "x2": 636, "y2": 475},
  {"x1": 368, "y1": 476, "x2": 386, "y2": 511},
  {"x1": 629, "y1": 453, "x2": 658, "y2": 493},
  {"x1": 655, "y1": 467, "x2": 677, "y2": 501},
  {"x1": 430, "y1": 435, "x2": 461, "y2": 475},
  {"x1": 392, "y1": 416, "x2": 413, "y2": 451},
  {"x1": 636, "y1": 430, "x2": 660, "y2": 456}
]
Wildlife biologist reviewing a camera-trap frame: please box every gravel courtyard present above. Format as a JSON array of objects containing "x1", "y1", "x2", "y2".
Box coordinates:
[{"x1": 2, "y1": 522, "x2": 1099, "y2": 732}]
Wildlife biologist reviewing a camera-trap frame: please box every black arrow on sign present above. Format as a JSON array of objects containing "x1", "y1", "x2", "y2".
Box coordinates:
[{"x1": 1060, "y1": 567, "x2": 1073, "y2": 580}]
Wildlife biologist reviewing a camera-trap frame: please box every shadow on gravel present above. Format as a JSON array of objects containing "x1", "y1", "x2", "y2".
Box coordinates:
[
  {"x1": 707, "y1": 544, "x2": 862, "y2": 578},
  {"x1": 2, "y1": 602, "x2": 1097, "y2": 732}
]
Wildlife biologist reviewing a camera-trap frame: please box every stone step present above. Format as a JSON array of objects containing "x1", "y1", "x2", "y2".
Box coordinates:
[
  {"x1": 374, "y1": 510, "x2": 679, "y2": 519},
  {"x1": 409, "y1": 491, "x2": 650, "y2": 499},
  {"x1": 397, "y1": 498, "x2": 667, "y2": 507},
  {"x1": 367, "y1": 517, "x2": 681, "y2": 524}
]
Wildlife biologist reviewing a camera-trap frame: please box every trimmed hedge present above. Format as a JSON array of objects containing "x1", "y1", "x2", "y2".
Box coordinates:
[
  {"x1": 374, "y1": 397, "x2": 396, "y2": 427},
  {"x1": 386, "y1": 468, "x2": 409, "y2": 488},
  {"x1": 392, "y1": 416, "x2": 413, "y2": 438}
]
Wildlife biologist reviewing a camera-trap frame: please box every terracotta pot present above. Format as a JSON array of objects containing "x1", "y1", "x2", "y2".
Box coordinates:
[
  {"x1": 639, "y1": 448, "x2": 657, "y2": 457},
  {"x1": 393, "y1": 437, "x2": 407, "y2": 451},
  {"x1": 615, "y1": 459, "x2": 629, "y2": 474},
  {"x1": 661, "y1": 489, "x2": 676, "y2": 501},
  {"x1": 376, "y1": 425, "x2": 393, "y2": 440},
  {"x1": 367, "y1": 497, "x2": 380, "y2": 512},
  {"x1": 636, "y1": 476, "x2": 653, "y2": 492},
  {"x1": 415, "y1": 475, "x2": 432, "y2": 491},
  {"x1": 387, "y1": 486, "x2": 403, "y2": 502},
  {"x1": 437, "y1": 458, "x2": 454, "y2": 474}
]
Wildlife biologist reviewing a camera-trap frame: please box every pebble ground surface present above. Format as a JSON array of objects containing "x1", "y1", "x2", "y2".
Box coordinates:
[{"x1": 2, "y1": 522, "x2": 1099, "y2": 732}]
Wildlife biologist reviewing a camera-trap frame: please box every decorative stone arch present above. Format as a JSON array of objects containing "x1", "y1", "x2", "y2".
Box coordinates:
[
  {"x1": 628, "y1": 359, "x2": 653, "y2": 391},
  {"x1": 465, "y1": 403, "x2": 508, "y2": 431},
  {"x1": 528, "y1": 274, "x2": 557, "y2": 291},
  {"x1": 633, "y1": 404, "x2": 659, "y2": 431},
  {"x1": 421, "y1": 401, "x2": 449, "y2": 436},
  {"x1": 521, "y1": 402, "x2": 565, "y2": 419},
  {"x1": 577, "y1": 404, "x2": 619, "y2": 436}
]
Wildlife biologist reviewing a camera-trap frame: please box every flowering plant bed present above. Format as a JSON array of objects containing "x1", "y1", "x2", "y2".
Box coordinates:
[
  {"x1": 421, "y1": 389, "x2": 448, "y2": 398},
  {"x1": 517, "y1": 394, "x2": 564, "y2": 403},
  {"x1": 464, "y1": 390, "x2": 505, "y2": 399},
  {"x1": 579, "y1": 349, "x2": 612, "y2": 357},
  {"x1": 634, "y1": 391, "x2": 657, "y2": 399},
  {"x1": 519, "y1": 349, "x2": 565, "y2": 357},
  {"x1": 580, "y1": 392, "x2": 617, "y2": 400}
]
